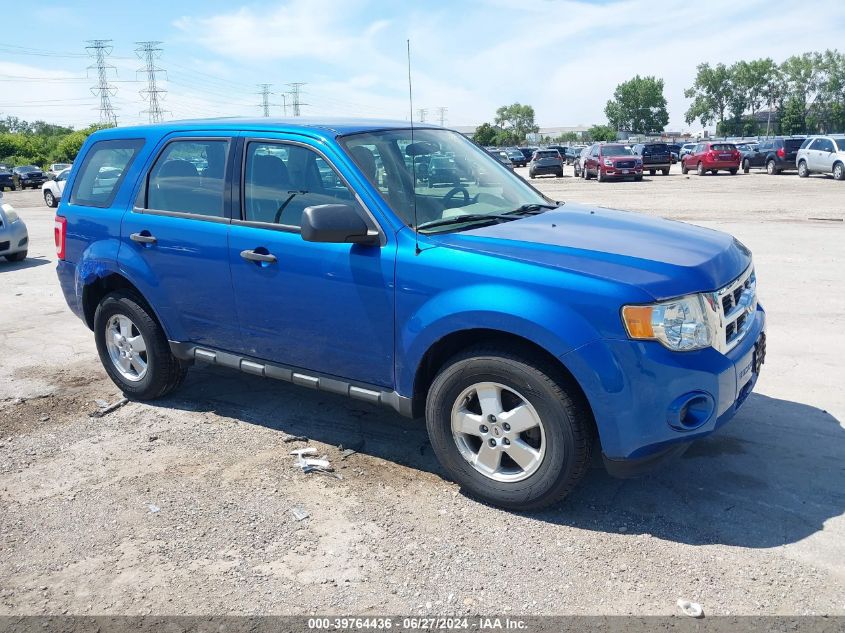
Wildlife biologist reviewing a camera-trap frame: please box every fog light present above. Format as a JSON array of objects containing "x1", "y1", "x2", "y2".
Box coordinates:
[{"x1": 667, "y1": 392, "x2": 715, "y2": 431}]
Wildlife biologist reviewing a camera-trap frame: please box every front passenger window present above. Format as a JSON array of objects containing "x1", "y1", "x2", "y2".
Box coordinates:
[
  {"x1": 243, "y1": 141, "x2": 361, "y2": 228},
  {"x1": 145, "y1": 140, "x2": 229, "y2": 217}
]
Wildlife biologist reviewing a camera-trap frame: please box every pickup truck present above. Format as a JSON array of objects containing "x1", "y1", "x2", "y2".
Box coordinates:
[{"x1": 54, "y1": 119, "x2": 766, "y2": 510}]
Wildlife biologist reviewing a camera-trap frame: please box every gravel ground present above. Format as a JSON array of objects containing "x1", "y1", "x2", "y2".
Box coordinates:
[{"x1": 1, "y1": 166, "x2": 843, "y2": 616}]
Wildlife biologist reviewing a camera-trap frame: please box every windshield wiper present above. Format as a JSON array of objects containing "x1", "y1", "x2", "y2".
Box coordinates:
[
  {"x1": 416, "y1": 213, "x2": 520, "y2": 231},
  {"x1": 503, "y1": 202, "x2": 561, "y2": 216}
]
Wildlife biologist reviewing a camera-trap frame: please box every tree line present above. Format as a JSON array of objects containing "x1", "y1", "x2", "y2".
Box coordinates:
[
  {"x1": 0, "y1": 116, "x2": 108, "y2": 168},
  {"x1": 474, "y1": 49, "x2": 844, "y2": 146},
  {"x1": 685, "y1": 50, "x2": 845, "y2": 136}
]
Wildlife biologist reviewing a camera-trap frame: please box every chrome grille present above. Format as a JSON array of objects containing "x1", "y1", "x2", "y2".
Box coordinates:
[
  {"x1": 710, "y1": 266, "x2": 757, "y2": 353},
  {"x1": 616, "y1": 160, "x2": 636, "y2": 168}
]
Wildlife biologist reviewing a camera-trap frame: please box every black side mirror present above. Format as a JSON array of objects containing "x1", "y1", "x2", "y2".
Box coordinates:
[{"x1": 301, "y1": 204, "x2": 378, "y2": 246}]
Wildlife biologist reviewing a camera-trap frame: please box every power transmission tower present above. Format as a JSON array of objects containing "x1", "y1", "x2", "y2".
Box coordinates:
[
  {"x1": 287, "y1": 82, "x2": 307, "y2": 117},
  {"x1": 85, "y1": 39, "x2": 118, "y2": 126},
  {"x1": 435, "y1": 106, "x2": 448, "y2": 126},
  {"x1": 417, "y1": 108, "x2": 428, "y2": 123},
  {"x1": 258, "y1": 84, "x2": 272, "y2": 117},
  {"x1": 135, "y1": 41, "x2": 168, "y2": 123}
]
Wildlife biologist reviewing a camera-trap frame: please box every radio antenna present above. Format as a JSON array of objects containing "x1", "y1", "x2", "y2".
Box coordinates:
[{"x1": 407, "y1": 39, "x2": 421, "y2": 255}]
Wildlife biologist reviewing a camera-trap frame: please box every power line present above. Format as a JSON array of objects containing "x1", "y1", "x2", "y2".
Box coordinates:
[
  {"x1": 287, "y1": 82, "x2": 307, "y2": 117},
  {"x1": 135, "y1": 41, "x2": 169, "y2": 123},
  {"x1": 417, "y1": 107, "x2": 428, "y2": 123},
  {"x1": 85, "y1": 39, "x2": 118, "y2": 127},
  {"x1": 435, "y1": 106, "x2": 448, "y2": 126},
  {"x1": 257, "y1": 83, "x2": 273, "y2": 117}
]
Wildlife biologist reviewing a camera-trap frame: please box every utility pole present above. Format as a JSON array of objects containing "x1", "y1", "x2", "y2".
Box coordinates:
[
  {"x1": 281, "y1": 93, "x2": 288, "y2": 117},
  {"x1": 85, "y1": 39, "x2": 118, "y2": 127},
  {"x1": 287, "y1": 82, "x2": 307, "y2": 117},
  {"x1": 417, "y1": 108, "x2": 428, "y2": 123},
  {"x1": 435, "y1": 106, "x2": 448, "y2": 126},
  {"x1": 257, "y1": 84, "x2": 272, "y2": 117},
  {"x1": 135, "y1": 41, "x2": 168, "y2": 123}
]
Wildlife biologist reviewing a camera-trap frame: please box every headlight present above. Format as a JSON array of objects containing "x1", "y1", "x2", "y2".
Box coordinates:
[
  {"x1": 622, "y1": 294, "x2": 712, "y2": 351},
  {"x1": 4, "y1": 209, "x2": 19, "y2": 223},
  {"x1": 603, "y1": 159, "x2": 613, "y2": 166}
]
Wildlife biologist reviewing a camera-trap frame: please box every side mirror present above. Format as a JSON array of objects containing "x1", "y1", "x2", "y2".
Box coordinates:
[{"x1": 301, "y1": 204, "x2": 378, "y2": 246}]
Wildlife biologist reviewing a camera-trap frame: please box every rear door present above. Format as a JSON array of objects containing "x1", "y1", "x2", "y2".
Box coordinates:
[
  {"x1": 227, "y1": 134, "x2": 395, "y2": 387},
  {"x1": 120, "y1": 132, "x2": 240, "y2": 349}
]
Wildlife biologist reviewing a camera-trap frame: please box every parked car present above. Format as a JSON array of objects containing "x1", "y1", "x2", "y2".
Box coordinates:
[
  {"x1": 0, "y1": 167, "x2": 13, "y2": 192},
  {"x1": 42, "y1": 168, "x2": 71, "y2": 207},
  {"x1": 55, "y1": 119, "x2": 766, "y2": 510},
  {"x1": 528, "y1": 149, "x2": 563, "y2": 178},
  {"x1": 581, "y1": 143, "x2": 643, "y2": 181},
  {"x1": 742, "y1": 137, "x2": 805, "y2": 174},
  {"x1": 0, "y1": 191, "x2": 28, "y2": 261},
  {"x1": 560, "y1": 147, "x2": 581, "y2": 165},
  {"x1": 48, "y1": 163, "x2": 72, "y2": 179},
  {"x1": 679, "y1": 143, "x2": 697, "y2": 160},
  {"x1": 681, "y1": 142, "x2": 741, "y2": 176},
  {"x1": 427, "y1": 155, "x2": 461, "y2": 186},
  {"x1": 489, "y1": 149, "x2": 515, "y2": 171},
  {"x1": 504, "y1": 147, "x2": 528, "y2": 168},
  {"x1": 12, "y1": 165, "x2": 46, "y2": 189},
  {"x1": 794, "y1": 136, "x2": 845, "y2": 180},
  {"x1": 632, "y1": 143, "x2": 671, "y2": 176},
  {"x1": 572, "y1": 146, "x2": 590, "y2": 178},
  {"x1": 517, "y1": 147, "x2": 538, "y2": 163},
  {"x1": 667, "y1": 144, "x2": 682, "y2": 163}
]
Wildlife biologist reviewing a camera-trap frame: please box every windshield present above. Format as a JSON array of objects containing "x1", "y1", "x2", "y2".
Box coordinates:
[
  {"x1": 711, "y1": 143, "x2": 736, "y2": 151},
  {"x1": 339, "y1": 128, "x2": 549, "y2": 233},
  {"x1": 535, "y1": 151, "x2": 559, "y2": 159},
  {"x1": 834, "y1": 138, "x2": 845, "y2": 152},
  {"x1": 52, "y1": 163, "x2": 71, "y2": 170},
  {"x1": 602, "y1": 145, "x2": 633, "y2": 156}
]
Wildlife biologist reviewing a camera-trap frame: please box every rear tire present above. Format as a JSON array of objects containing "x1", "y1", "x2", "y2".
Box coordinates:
[
  {"x1": 649, "y1": 169, "x2": 655, "y2": 176},
  {"x1": 662, "y1": 168, "x2": 670, "y2": 175},
  {"x1": 743, "y1": 159, "x2": 750, "y2": 174},
  {"x1": 798, "y1": 161, "x2": 809, "y2": 178},
  {"x1": 425, "y1": 344, "x2": 592, "y2": 511},
  {"x1": 697, "y1": 162, "x2": 705, "y2": 176},
  {"x1": 44, "y1": 190, "x2": 57, "y2": 208},
  {"x1": 729, "y1": 168, "x2": 738, "y2": 175},
  {"x1": 767, "y1": 159, "x2": 778, "y2": 175},
  {"x1": 94, "y1": 290, "x2": 188, "y2": 400}
]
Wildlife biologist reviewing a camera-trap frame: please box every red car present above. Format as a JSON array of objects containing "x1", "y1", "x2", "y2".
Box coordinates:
[
  {"x1": 681, "y1": 142, "x2": 741, "y2": 176},
  {"x1": 582, "y1": 143, "x2": 643, "y2": 181}
]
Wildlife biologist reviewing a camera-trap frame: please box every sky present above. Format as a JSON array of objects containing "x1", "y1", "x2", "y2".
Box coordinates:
[{"x1": 1, "y1": 0, "x2": 844, "y2": 132}]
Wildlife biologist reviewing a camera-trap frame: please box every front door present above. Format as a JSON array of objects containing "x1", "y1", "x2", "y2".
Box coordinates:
[
  {"x1": 120, "y1": 134, "x2": 239, "y2": 349},
  {"x1": 227, "y1": 136, "x2": 395, "y2": 388}
]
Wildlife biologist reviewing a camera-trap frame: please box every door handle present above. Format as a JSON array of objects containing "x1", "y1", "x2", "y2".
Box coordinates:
[
  {"x1": 240, "y1": 249, "x2": 277, "y2": 264},
  {"x1": 130, "y1": 232, "x2": 157, "y2": 244}
]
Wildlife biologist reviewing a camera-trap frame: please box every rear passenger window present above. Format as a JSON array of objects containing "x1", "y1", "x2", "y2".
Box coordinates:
[
  {"x1": 242, "y1": 141, "x2": 358, "y2": 228},
  {"x1": 144, "y1": 140, "x2": 229, "y2": 217},
  {"x1": 69, "y1": 139, "x2": 144, "y2": 208}
]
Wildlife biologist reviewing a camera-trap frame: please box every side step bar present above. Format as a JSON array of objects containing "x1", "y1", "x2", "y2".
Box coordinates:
[{"x1": 169, "y1": 342, "x2": 414, "y2": 418}]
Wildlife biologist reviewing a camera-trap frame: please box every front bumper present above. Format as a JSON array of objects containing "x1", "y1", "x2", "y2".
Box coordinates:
[
  {"x1": 0, "y1": 220, "x2": 28, "y2": 256},
  {"x1": 562, "y1": 305, "x2": 766, "y2": 469},
  {"x1": 601, "y1": 165, "x2": 642, "y2": 178}
]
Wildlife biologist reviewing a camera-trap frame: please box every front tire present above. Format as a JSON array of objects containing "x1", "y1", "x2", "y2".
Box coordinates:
[
  {"x1": 729, "y1": 168, "x2": 738, "y2": 175},
  {"x1": 681, "y1": 162, "x2": 689, "y2": 175},
  {"x1": 798, "y1": 160, "x2": 809, "y2": 178},
  {"x1": 5, "y1": 250, "x2": 26, "y2": 262},
  {"x1": 743, "y1": 159, "x2": 750, "y2": 174},
  {"x1": 833, "y1": 162, "x2": 845, "y2": 181},
  {"x1": 662, "y1": 168, "x2": 670, "y2": 175},
  {"x1": 94, "y1": 290, "x2": 188, "y2": 400},
  {"x1": 425, "y1": 345, "x2": 592, "y2": 510}
]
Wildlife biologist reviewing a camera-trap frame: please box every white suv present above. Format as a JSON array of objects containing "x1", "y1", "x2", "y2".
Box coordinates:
[{"x1": 796, "y1": 136, "x2": 845, "y2": 180}]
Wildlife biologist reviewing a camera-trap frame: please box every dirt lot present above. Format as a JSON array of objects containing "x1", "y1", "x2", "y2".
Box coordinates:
[{"x1": 1, "y1": 165, "x2": 844, "y2": 616}]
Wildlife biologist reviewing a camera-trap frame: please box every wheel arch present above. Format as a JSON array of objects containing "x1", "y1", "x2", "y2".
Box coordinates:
[
  {"x1": 410, "y1": 328, "x2": 597, "y2": 434},
  {"x1": 82, "y1": 272, "x2": 169, "y2": 338}
]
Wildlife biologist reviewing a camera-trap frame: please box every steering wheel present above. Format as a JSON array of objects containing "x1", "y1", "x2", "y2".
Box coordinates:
[{"x1": 442, "y1": 185, "x2": 470, "y2": 208}]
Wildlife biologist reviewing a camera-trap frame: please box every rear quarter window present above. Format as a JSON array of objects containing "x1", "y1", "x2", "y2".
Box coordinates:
[
  {"x1": 784, "y1": 139, "x2": 805, "y2": 151},
  {"x1": 710, "y1": 143, "x2": 736, "y2": 151},
  {"x1": 69, "y1": 138, "x2": 144, "y2": 208}
]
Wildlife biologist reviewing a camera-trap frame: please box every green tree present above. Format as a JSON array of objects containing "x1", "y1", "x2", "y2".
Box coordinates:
[
  {"x1": 555, "y1": 131, "x2": 579, "y2": 143},
  {"x1": 586, "y1": 125, "x2": 617, "y2": 142},
  {"x1": 472, "y1": 122, "x2": 499, "y2": 146},
  {"x1": 684, "y1": 63, "x2": 732, "y2": 130},
  {"x1": 494, "y1": 103, "x2": 539, "y2": 143},
  {"x1": 779, "y1": 53, "x2": 818, "y2": 133},
  {"x1": 604, "y1": 75, "x2": 669, "y2": 134}
]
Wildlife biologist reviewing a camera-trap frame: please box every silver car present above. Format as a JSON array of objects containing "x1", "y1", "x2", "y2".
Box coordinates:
[
  {"x1": 0, "y1": 192, "x2": 28, "y2": 262},
  {"x1": 796, "y1": 136, "x2": 845, "y2": 180}
]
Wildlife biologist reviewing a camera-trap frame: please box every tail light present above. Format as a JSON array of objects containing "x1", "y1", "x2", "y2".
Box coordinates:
[
  {"x1": 706, "y1": 151, "x2": 716, "y2": 162},
  {"x1": 54, "y1": 215, "x2": 67, "y2": 260},
  {"x1": 777, "y1": 147, "x2": 785, "y2": 159}
]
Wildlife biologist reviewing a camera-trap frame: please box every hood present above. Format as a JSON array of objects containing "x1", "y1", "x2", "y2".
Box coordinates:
[{"x1": 429, "y1": 204, "x2": 751, "y2": 300}]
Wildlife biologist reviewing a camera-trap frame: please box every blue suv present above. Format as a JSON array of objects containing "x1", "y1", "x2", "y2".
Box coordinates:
[{"x1": 55, "y1": 119, "x2": 766, "y2": 510}]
